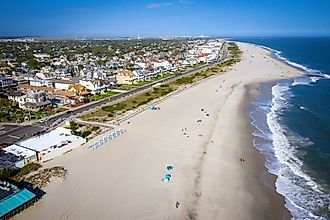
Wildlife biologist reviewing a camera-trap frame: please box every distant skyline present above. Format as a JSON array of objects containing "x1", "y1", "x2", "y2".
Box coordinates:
[{"x1": 1, "y1": 0, "x2": 330, "y2": 37}]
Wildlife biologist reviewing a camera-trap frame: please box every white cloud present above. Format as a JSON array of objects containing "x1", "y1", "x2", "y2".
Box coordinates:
[
  {"x1": 146, "y1": 2, "x2": 173, "y2": 9},
  {"x1": 146, "y1": 3, "x2": 161, "y2": 9},
  {"x1": 179, "y1": 0, "x2": 195, "y2": 4}
]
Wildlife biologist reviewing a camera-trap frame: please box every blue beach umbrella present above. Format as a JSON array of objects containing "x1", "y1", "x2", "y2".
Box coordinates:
[
  {"x1": 166, "y1": 165, "x2": 173, "y2": 171},
  {"x1": 164, "y1": 174, "x2": 172, "y2": 182}
]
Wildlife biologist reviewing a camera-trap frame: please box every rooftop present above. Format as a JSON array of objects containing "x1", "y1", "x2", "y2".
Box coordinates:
[{"x1": 3, "y1": 128, "x2": 84, "y2": 158}]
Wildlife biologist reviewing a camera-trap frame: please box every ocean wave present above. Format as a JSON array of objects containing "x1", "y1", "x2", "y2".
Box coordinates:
[
  {"x1": 246, "y1": 42, "x2": 330, "y2": 219},
  {"x1": 292, "y1": 77, "x2": 313, "y2": 86},
  {"x1": 256, "y1": 43, "x2": 330, "y2": 83},
  {"x1": 262, "y1": 84, "x2": 329, "y2": 219}
]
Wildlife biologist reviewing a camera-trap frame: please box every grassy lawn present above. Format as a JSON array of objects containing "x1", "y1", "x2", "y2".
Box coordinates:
[
  {"x1": 55, "y1": 107, "x2": 67, "y2": 113},
  {"x1": 115, "y1": 86, "x2": 134, "y2": 91},
  {"x1": 132, "y1": 73, "x2": 174, "y2": 87},
  {"x1": 90, "y1": 91, "x2": 120, "y2": 101},
  {"x1": 132, "y1": 81, "x2": 151, "y2": 86}
]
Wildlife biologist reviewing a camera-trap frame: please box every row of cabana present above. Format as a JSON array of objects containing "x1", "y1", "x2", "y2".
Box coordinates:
[{"x1": 88, "y1": 128, "x2": 126, "y2": 150}]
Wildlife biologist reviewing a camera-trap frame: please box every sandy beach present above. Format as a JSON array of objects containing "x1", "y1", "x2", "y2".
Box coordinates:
[{"x1": 15, "y1": 42, "x2": 304, "y2": 220}]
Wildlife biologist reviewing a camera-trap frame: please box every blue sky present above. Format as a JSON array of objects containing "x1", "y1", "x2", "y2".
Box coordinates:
[{"x1": 1, "y1": 0, "x2": 330, "y2": 37}]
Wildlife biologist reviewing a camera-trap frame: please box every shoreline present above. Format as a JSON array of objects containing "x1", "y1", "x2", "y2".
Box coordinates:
[
  {"x1": 15, "y1": 42, "x2": 304, "y2": 220},
  {"x1": 244, "y1": 81, "x2": 292, "y2": 219}
]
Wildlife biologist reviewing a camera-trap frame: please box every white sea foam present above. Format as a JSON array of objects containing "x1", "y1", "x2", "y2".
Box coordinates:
[
  {"x1": 264, "y1": 84, "x2": 330, "y2": 219},
  {"x1": 245, "y1": 42, "x2": 330, "y2": 218},
  {"x1": 292, "y1": 77, "x2": 312, "y2": 86}
]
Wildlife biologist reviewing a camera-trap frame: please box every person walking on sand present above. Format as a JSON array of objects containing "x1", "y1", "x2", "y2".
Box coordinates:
[{"x1": 176, "y1": 201, "x2": 180, "y2": 208}]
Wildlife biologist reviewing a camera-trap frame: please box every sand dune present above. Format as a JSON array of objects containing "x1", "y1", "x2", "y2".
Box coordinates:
[{"x1": 15, "y1": 42, "x2": 303, "y2": 220}]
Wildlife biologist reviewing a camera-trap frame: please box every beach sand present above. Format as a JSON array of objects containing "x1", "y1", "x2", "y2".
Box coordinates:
[{"x1": 15, "y1": 42, "x2": 304, "y2": 220}]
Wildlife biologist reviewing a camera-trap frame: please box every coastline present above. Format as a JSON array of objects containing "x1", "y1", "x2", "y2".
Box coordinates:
[
  {"x1": 15, "y1": 42, "x2": 304, "y2": 220},
  {"x1": 245, "y1": 81, "x2": 292, "y2": 219}
]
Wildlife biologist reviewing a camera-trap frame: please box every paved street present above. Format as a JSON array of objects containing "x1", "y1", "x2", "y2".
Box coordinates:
[{"x1": 0, "y1": 125, "x2": 47, "y2": 145}]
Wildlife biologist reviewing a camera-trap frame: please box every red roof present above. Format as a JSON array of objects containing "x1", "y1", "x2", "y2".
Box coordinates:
[{"x1": 195, "y1": 53, "x2": 209, "y2": 58}]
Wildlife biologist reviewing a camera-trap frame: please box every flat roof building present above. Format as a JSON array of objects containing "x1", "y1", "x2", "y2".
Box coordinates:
[
  {"x1": 0, "y1": 180, "x2": 37, "y2": 220},
  {"x1": 3, "y1": 127, "x2": 86, "y2": 166}
]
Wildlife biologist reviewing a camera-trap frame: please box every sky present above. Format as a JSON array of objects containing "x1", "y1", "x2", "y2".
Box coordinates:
[{"x1": 1, "y1": 0, "x2": 330, "y2": 37}]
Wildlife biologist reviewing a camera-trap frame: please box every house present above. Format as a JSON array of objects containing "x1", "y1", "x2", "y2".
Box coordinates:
[
  {"x1": 68, "y1": 84, "x2": 90, "y2": 96},
  {"x1": 115, "y1": 70, "x2": 136, "y2": 85},
  {"x1": 153, "y1": 61, "x2": 172, "y2": 70},
  {"x1": 135, "y1": 61, "x2": 147, "y2": 69},
  {"x1": 19, "y1": 84, "x2": 55, "y2": 94},
  {"x1": 35, "y1": 71, "x2": 56, "y2": 80},
  {"x1": 52, "y1": 79, "x2": 74, "y2": 91},
  {"x1": 29, "y1": 79, "x2": 53, "y2": 87},
  {"x1": 0, "y1": 77, "x2": 18, "y2": 94},
  {"x1": 53, "y1": 90, "x2": 77, "y2": 105},
  {"x1": 55, "y1": 68, "x2": 71, "y2": 78},
  {"x1": 17, "y1": 90, "x2": 51, "y2": 111},
  {"x1": 33, "y1": 53, "x2": 51, "y2": 62},
  {"x1": 79, "y1": 79, "x2": 113, "y2": 94}
]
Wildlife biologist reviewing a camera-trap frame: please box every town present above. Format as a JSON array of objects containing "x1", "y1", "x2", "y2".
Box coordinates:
[
  {"x1": 0, "y1": 38, "x2": 224, "y2": 122},
  {"x1": 0, "y1": 37, "x2": 232, "y2": 172}
]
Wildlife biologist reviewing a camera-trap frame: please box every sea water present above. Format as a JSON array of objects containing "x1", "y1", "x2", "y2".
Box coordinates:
[{"x1": 236, "y1": 37, "x2": 330, "y2": 219}]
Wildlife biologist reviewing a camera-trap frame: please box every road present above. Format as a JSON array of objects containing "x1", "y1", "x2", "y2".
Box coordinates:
[
  {"x1": 0, "y1": 125, "x2": 47, "y2": 145},
  {"x1": 0, "y1": 42, "x2": 229, "y2": 146}
]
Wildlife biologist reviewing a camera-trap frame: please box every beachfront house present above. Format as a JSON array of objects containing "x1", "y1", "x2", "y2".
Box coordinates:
[
  {"x1": 79, "y1": 79, "x2": 113, "y2": 94},
  {"x1": 17, "y1": 90, "x2": 51, "y2": 111},
  {"x1": 115, "y1": 69, "x2": 136, "y2": 85},
  {"x1": 52, "y1": 79, "x2": 75, "y2": 91}
]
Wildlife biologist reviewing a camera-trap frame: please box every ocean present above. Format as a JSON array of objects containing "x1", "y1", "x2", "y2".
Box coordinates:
[{"x1": 235, "y1": 37, "x2": 330, "y2": 219}]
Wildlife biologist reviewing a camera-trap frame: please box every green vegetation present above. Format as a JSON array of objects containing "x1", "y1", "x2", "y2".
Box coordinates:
[
  {"x1": 12, "y1": 163, "x2": 42, "y2": 180},
  {"x1": 0, "y1": 163, "x2": 42, "y2": 180},
  {"x1": 55, "y1": 107, "x2": 67, "y2": 113},
  {"x1": 68, "y1": 122, "x2": 100, "y2": 139},
  {"x1": 0, "y1": 98, "x2": 58, "y2": 122},
  {"x1": 228, "y1": 42, "x2": 242, "y2": 61},
  {"x1": 81, "y1": 130, "x2": 92, "y2": 138},
  {"x1": 91, "y1": 126, "x2": 100, "y2": 132},
  {"x1": 69, "y1": 121, "x2": 79, "y2": 131},
  {"x1": 90, "y1": 91, "x2": 120, "y2": 101}
]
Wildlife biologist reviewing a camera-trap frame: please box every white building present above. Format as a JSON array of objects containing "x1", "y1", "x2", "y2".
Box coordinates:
[
  {"x1": 79, "y1": 79, "x2": 113, "y2": 94},
  {"x1": 33, "y1": 53, "x2": 51, "y2": 62},
  {"x1": 3, "y1": 127, "x2": 86, "y2": 166},
  {"x1": 52, "y1": 80, "x2": 74, "y2": 91},
  {"x1": 17, "y1": 90, "x2": 51, "y2": 111},
  {"x1": 29, "y1": 79, "x2": 53, "y2": 87}
]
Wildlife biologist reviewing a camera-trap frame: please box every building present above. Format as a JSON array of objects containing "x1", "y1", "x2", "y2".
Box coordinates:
[
  {"x1": 33, "y1": 53, "x2": 51, "y2": 62},
  {"x1": 79, "y1": 79, "x2": 113, "y2": 94},
  {"x1": 68, "y1": 84, "x2": 90, "y2": 96},
  {"x1": 29, "y1": 79, "x2": 53, "y2": 87},
  {"x1": 52, "y1": 79, "x2": 74, "y2": 91},
  {"x1": 0, "y1": 181, "x2": 37, "y2": 220},
  {"x1": 115, "y1": 70, "x2": 136, "y2": 85},
  {"x1": 3, "y1": 127, "x2": 86, "y2": 164},
  {"x1": 0, "y1": 77, "x2": 18, "y2": 94},
  {"x1": 17, "y1": 90, "x2": 51, "y2": 111},
  {"x1": 53, "y1": 90, "x2": 77, "y2": 105},
  {"x1": 18, "y1": 84, "x2": 55, "y2": 94},
  {"x1": 0, "y1": 150, "x2": 24, "y2": 172}
]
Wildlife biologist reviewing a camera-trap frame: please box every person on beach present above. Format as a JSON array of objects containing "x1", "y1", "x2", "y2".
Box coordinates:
[{"x1": 176, "y1": 201, "x2": 180, "y2": 208}]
